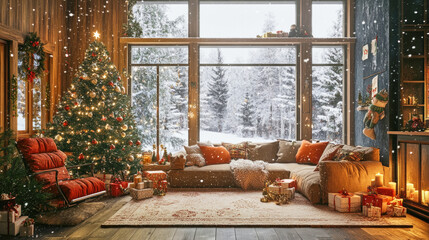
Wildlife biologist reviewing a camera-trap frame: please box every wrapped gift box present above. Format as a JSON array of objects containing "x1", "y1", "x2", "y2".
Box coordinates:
[
  {"x1": 130, "y1": 188, "x2": 153, "y2": 200},
  {"x1": 136, "y1": 182, "x2": 145, "y2": 190},
  {"x1": 393, "y1": 206, "x2": 407, "y2": 217},
  {"x1": 374, "y1": 195, "x2": 393, "y2": 214},
  {"x1": 363, "y1": 205, "x2": 381, "y2": 218},
  {"x1": 133, "y1": 174, "x2": 142, "y2": 185},
  {"x1": 389, "y1": 198, "x2": 403, "y2": 207},
  {"x1": 376, "y1": 187, "x2": 395, "y2": 197},
  {"x1": 362, "y1": 194, "x2": 376, "y2": 206},
  {"x1": 328, "y1": 193, "x2": 341, "y2": 209},
  {"x1": 275, "y1": 179, "x2": 297, "y2": 189},
  {"x1": 143, "y1": 180, "x2": 153, "y2": 189},
  {"x1": 0, "y1": 205, "x2": 21, "y2": 223},
  {"x1": 268, "y1": 184, "x2": 282, "y2": 194},
  {"x1": 143, "y1": 171, "x2": 167, "y2": 189},
  {"x1": 334, "y1": 194, "x2": 361, "y2": 213},
  {"x1": 0, "y1": 216, "x2": 27, "y2": 236},
  {"x1": 94, "y1": 173, "x2": 113, "y2": 183},
  {"x1": 110, "y1": 182, "x2": 128, "y2": 197},
  {"x1": 19, "y1": 224, "x2": 34, "y2": 237}
]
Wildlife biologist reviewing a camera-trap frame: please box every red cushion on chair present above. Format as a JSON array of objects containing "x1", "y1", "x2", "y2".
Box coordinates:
[
  {"x1": 45, "y1": 177, "x2": 105, "y2": 202},
  {"x1": 27, "y1": 150, "x2": 68, "y2": 170},
  {"x1": 34, "y1": 166, "x2": 70, "y2": 185},
  {"x1": 17, "y1": 138, "x2": 58, "y2": 157}
]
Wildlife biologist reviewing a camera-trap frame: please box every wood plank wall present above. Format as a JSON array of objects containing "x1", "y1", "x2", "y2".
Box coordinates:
[
  {"x1": 64, "y1": 0, "x2": 128, "y2": 88},
  {"x1": 0, "y1": 0, "x2": 67, "y2": 132}
]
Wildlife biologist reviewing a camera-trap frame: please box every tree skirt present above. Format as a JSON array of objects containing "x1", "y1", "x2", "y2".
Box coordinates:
[{"x1": 102, "y1": 191, "x2": 412, "y2": 228}]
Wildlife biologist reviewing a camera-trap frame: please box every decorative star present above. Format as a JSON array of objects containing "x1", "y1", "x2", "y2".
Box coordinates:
[{"x1": 93, "y1": 31, "x2": 100, "y2": 39}]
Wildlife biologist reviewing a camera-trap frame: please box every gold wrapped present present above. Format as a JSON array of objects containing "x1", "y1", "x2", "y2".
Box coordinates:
[{"x1": 130, "y1": 188, "x2": 154, "y2": 200}]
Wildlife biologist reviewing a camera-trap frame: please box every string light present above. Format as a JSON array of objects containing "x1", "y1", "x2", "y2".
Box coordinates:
[{"x1": 93, "y1": 31, "x2": 100, "y2": 39}]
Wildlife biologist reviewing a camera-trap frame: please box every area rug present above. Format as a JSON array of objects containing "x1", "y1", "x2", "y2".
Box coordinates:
[
  {"x1": 37, "y1": 202, "x2": 106, "y2": 226},
  {"x1": 102, "y1": 191, "x2": 413, "y2": 228}
]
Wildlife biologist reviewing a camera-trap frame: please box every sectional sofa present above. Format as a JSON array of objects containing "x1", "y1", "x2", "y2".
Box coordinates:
[{"x1": 168, "y1": 140, "x2": 391, "y2": 204}]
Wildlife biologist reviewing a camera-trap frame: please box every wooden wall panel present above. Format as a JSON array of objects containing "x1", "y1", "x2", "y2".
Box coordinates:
[
  {"x1": 0, "y1": 0, "x2": 67, "y2": 131},
  {"x1": 64, "y1": 0, "x2": 128, "y2": 88}
]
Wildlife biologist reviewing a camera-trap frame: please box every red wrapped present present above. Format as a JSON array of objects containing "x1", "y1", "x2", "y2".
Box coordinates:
[
  {"x1": 143, "y1": 170, "x2": 167, "y2": 189},
  {"x1": 362, "y1": 194, "x2": 376, "y2": 206},
  {"x1": 374, "y1": 195, "x2": 393, "y2": 214},
  {"x1": 160, "y1": 180, "x2": 168, "y2": 193},
  {"x1": 109, "y1": 178, "x2": 129, "y2": 197},
  {"x1": 376, "y1": 187, "x2": 395, "y2": 197}
]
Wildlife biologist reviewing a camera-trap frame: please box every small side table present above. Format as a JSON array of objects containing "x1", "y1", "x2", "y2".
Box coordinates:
[{"x1": 142, "y1": 163, "x2": 171, "y2": 172}]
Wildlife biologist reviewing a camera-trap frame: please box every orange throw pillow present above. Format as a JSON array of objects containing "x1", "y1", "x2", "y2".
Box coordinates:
[
  {"x1": 295, "y1": 140, "x2": 329, "y2": 165},
  {"x1": 199, "y1": 146, "x2": 231, "y2": 165}
]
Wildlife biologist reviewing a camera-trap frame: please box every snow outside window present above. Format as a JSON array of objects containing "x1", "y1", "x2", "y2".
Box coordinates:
[
  {"x1": 312, "y1": 1, "x2": 344, "y2": 38},
  {"x1": 200, "y1": 47, "x2": 296, "y2": 143}
]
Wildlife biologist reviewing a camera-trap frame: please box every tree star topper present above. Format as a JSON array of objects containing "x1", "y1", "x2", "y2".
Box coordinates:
[{"x1": 93, "y1": 31, "x2": 100, "y2": 39}]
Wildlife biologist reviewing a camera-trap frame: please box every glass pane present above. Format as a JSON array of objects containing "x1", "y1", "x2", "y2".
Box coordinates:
[
  {"x1": 313, "y1": 46, "x2": 344, "y2": 64},
  {"x1": 403, "y1": 31, "x2": 424, "y2": 56},
  {"x1": 406, "y1": 143, "x2": 420, "y2": 202},
  {"x1": 312, "y1": 1, "x2": 344, "y2": 38},
  {"x1": 422, "y1": 145, "x2": 429, "y2": 206},
  {"x1": 312, "y1": 47, "x2": 344, "y2": 143},
  {"x1": 200, "y1": 2, "x2": 296, "y2": 38},
  {"x1": 132, "y1": 1, "x2": 188, "y2": 38},
  {"x1": 131, "y1": 46, "x2": 188, "y2": 64},
  {"x1": 200, "y1": 48, "x2": 296, "y2": 143},
  {"x1": 17, "y1": 51, "x2": 27, "y2": 131},
  {"x1": 403, "y1": 0, "x2": 424, "y2": 25},
  {"x1": 200, "y1": 47, "x2": 296, "y2": 64},
  {"x1": 159, "y1": 66, "x2": 188, "y2": 152},
  {"x1": 32, "y1": 54, "x2": 42, "y2": 130}
]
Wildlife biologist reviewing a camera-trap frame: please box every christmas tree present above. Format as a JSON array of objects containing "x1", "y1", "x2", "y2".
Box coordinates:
[
  {"x1": 46, "y1": 37, "x2": 142, "y2": 175},
  {"x1": 238, "y1": 93, "x2": 256, "y2": 137}
]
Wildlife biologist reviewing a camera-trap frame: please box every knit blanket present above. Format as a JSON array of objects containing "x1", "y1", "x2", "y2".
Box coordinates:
[{"x1": 229, "y1": 159, "x2": 268, "y2": 190}]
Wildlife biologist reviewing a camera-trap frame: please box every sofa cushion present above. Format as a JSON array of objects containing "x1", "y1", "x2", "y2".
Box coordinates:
[
  {"x1": 186, "y1": 153, "x2": 206, "y2": 167},
  {"x1": 339, "y1": 145, "x2": 380, "y2": 162},
  {"x1": 295, "y1": 140, "x2": 329, "y2": 165},
  {"x1": 265, "y1": 163, "x2": 291, "y2": 181},
  {"x1": 222, "y1": 142, "x2": 248, "y2": 159},
  {"x1": 248, "y1": 141, "x2": 279, "y2": 163},
  {"x1": 314, "y1": 143, "x2": 343, "y2": 171},
  {"x1": 199, "y1": 146, "x2": 231, "y2": 165},
  {"x1": 184, "y1": 144, "x2": 202, "y2": 154},
  {"x1": 34, "y1": 166, "x2": 70, "y2": 185},
  {"x1": 276, "y1": 140, "x2": 302, "y2": 163},
  {"x1": 168, "y1": 164, "x2": 237, "y2": 188},
  {"x1": 45, "y1": 177, "x2": 106, "y2": 202}
]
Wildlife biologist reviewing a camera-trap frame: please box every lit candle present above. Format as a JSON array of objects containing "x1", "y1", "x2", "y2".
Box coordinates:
[
  {"x1": 375, "y1": 173, "x2": 383, "y2": 187},
  {"x1": 371, "y1": 179, "x2": 376, "y2": 188},
  {"x1": 388, "y1": 182, "x2": 397, "y2": 196}
]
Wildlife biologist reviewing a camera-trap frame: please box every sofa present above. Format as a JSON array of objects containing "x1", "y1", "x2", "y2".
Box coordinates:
[{"x1": 168, "y1": 140, "x2": 391, "y2": 204}]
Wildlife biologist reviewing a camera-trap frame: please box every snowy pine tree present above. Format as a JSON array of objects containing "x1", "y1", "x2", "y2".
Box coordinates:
[
  {"x1": 207, "y1": 49, "x2": 229, "y2": 132},
  {"x1": 238, "y1": 93, "x2": 256, "y2": 137}
]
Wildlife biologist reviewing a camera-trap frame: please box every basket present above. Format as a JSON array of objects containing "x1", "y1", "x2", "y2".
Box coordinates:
[{"x1": 130, "y1": 188, "x2": 153, "y2": 200}]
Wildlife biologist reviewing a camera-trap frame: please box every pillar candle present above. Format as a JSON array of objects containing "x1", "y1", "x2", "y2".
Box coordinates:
[
  {"x1": 424, "y1": 191, "x2": 429, "y2": 205},
  {"x1": 371, "y1": 179, "x2": 376, "y2": 188},
  {"x1": 375, "y1": 173, "x2": 383, "y2": 187},
  {"x1": 388, "y1": 182, "x2": 397, "y2": 196}
]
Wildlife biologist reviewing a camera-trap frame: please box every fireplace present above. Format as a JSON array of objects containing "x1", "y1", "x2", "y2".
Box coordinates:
[{"x1": 389, "y1": 131, "x2": 429, "y2": 221}]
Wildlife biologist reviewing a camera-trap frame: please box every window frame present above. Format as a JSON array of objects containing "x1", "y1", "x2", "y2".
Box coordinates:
[{"x1": 124, "y1": 0, "x2": 356, "y2": 145}]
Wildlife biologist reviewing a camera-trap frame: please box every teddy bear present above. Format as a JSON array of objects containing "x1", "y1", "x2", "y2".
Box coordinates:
[{"x1": 363, "y1": 89, "x2": 389, "y2": 140}]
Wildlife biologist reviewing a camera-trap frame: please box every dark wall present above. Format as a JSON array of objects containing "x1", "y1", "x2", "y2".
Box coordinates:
[{"x1": 354, "y1": 0, "x2": 400, "y2": 166}]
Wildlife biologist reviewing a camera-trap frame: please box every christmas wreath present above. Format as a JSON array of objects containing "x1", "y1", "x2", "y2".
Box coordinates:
[
  {"x1": 404, "y1": 115, "x2": 425, "y2": 132},
  {"x1": 19, "y1": 32, "x2": 45, "y2": 83}
]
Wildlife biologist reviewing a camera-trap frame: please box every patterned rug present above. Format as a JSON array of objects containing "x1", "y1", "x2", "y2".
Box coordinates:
[{"x1": 102, "y1": 190, "x2": 413, "y2": 227}]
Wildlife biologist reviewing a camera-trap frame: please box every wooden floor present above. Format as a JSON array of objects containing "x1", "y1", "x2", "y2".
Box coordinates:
[{"x1": 25, "y1": 196, "x2": 429, "y2": 240}]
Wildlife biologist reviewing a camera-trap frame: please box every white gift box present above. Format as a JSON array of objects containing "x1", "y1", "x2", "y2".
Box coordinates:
[
  {"x1": 328, "y1": 193, "x2": 341, "y2": 209},
  {"x1": 275, "y1": 179, "x2": 296, "y2": 188},
  {"x1": 19, "y1": 224, "x2": 34, "y2": 237},
  {"x1": 393, "y1": 206, "x2": 407, "y2": 217},
  {"x1": 0, "y1": 205, "x2": 21, "y2": 223},
  {"x1": 363, "y1": 206, "x2": 381, "y2": 218},
  {"x1": 334, "y1": 194, "x2": 361, "y2": 213},
  {"x1": 0, "y1": 216, "x2": 27, "y2": 236}
]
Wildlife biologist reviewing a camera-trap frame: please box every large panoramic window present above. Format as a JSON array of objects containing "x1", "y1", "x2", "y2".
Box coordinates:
[
  {"x1": 130, "y1": 46, "x2": 188, "y2": 152},
  {"x1": 132, "y1": 1, "x2": 188, "y2": 38},
  {"x1": 312, "y1": 46, "x2": 344, "y2": 143},
  {"x1": 200, "y1": 1, "x2": 296, "y2": 38},
  {"x1": 200, "y1": 47, "x2": 296, "y2": 143},
  {"x1": 312, "y1": 1, "x2": 344, "y2": 38}
]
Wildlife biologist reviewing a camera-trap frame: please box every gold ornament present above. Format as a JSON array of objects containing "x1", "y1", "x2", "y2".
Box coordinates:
[
  {"x1": 88, "y1": 112, "x2": 93, "y2": 118},
  {"x1": 126, "y1": 164, "x2": 131, "y2": 170},
  {"x1": 115, "y1": 86, "x2": 121, "y2": 93},
  {"x1": 128, "y1": 155, "x2": 134, "y2": 161},
  {"x1": 102, "y1": 85, "x2": 107, "y2": 91},
  {"x1": 129, "y1": 125, "x2": 134, "y2": 130},
  {"x1": 85, "y1": 106, "x2": 90, "y2": 111},
  {"x1": 105, "y1": 124, "x2": 111, "y2": 130},
  {"x1": 89, "y1": 92, "x2": 96, "y2": 98},
  {"x1": 99, "y1": 101, "x2": 105, "y2": 107},
  {"x1": 121, "y1": 132, "x2": 126, "y2": 137},
  {"x1": 55, "y1": 135, "x2": 63, "y2": 141},
  {"x1": 121, "y1": 87, "x2": 126, "y2": 94},
  {"x1": 91, "y1": 79, "x2": 98, "y2": 85},
  {"x1": 101, "y1": 94, "x2": 106, "y2": 100},
  {"x1": 121, "y1": 125, "x2": 128, "y2": 131},
  {"x1": 71, "y1": 92, "x2": 77, "y2": 98}
]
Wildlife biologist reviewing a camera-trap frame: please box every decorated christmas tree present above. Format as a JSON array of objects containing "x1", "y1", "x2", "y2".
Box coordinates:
[{"x1": 46, "y1": 35, "x2": 142, "y2": 175}]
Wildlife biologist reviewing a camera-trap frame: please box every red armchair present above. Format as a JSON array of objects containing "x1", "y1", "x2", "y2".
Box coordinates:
[{"x1": 17, "y1": 137, "x2": 106, "y2": 207}]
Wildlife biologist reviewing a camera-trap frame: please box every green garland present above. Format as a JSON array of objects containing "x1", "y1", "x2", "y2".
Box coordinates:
[
  {"x1": 45, "y1": 79, "x2": 51, "y2": 111},
  {"x1": 122, "y1": 0, "x2": 143, "y2": 37},
  {"x1": 9, "y1": 75, "x2": 18, "y2": 117},
  {"x1": 19, "y1": 32, "x2": 46, "y2": 83}
]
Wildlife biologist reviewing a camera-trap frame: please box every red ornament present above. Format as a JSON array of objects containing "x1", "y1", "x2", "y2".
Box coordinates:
[
  {"x1": 91, "y1": 139, "x2": 98, "y2": 145},
  {"x1": 78, "y1": 153, "x2": 84, "y2": 160},
  {"x1": 92, "y1": 52, "x2": 96, "y2": 57},
  {"x1": 63, "y1": 121, "x2": 68, "y2": 127},
  {"x1": 64, "y1": 105, "x2": 70, "y2": 111},
  {"x1": 101, "y1": 116, "x2": 107, "y2": 121},
  {"x1": 74, "y1": 102, "x2": 78, "y2": 106},
  {"x1": 110, "y1": 144, "x2": 115, "y2": 150},
  {"x1": 116, "y1": 117, "x2": 123, "y2": 122},
  {"x1": 128, "y1": 140, "x2": 133, "y2": 146},
  {"x1": 117, "y1": 77, "x2": 121, "y2": 81},
  {"x1": 136, "y1": 140, "x2": 141, "y2": 146},
  {"x1": 108, "y1": 81, "x2": 114, "y2": 87},
  {"x1": 122, "y1": 148, "x2": 125, "y2": 151}
]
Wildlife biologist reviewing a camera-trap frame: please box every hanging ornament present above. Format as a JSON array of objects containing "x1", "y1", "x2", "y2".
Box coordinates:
[
  {"x1": 121, "y1": 125, "x2": 128, "y2": 131},
  {"x1": 101, "y1": 94, "x2": 106, "y2": 100},
  {"x1": 116, "y1": 117, "x2": 123, "y2": 122},
  {"x1": 110, "y1": 144, "x2": 115, "y2": 150},
  {"x1": 91, "y1": 139, "x2": 98, "y2": 145},
  {"x1": 128, "y1": 140, "x2": 133, "y2": 146},
  {"x1": 67, "y1": 139, "x2": 71, "y2": 144},
  {"x1": 89, "y1": 92, "x2": 96, "y2": 98},
  {"x1": 92, "y1": 52, "x2": 97, "y2": 57},
  {"x1": 101, "y1": 115, "x2": 107, "y2": 121},
  {"x1": 63, "y1": 121, "x2": 68, "y2": 127},
  {"x1": 128, "y1": 155, "x2": 134, "y2": 162},
  {"x1": 64, "y1": 105, "x2": 70, "y2": 111},
  {"x1": 80, "y1": 76, "x2": 89, "y2": 81},
  {"x1": 122, "y1": 148, "x2": 125, "y2": 151},
  {"x1": 121, "y1": 87, "x2": 126, "y2": 94},
  {"x1": 71, "y1": 92, "x2": 77, "y2": 98},
  {"x1": 78, "y1": 153, "x2": 84, "y2": 160},
  {"x1": 70, "y1": 84, "x2": 75, "y2": 90},
  {"x1": 115, "y1": 86, "x2": 121, "y2": 93},
  {"x1": 117, "y1": 158, "x2": 122, "y2": 162},
  {"x1": 74, "y1": 102, "x2": 79, "y2": 106},
  {"x1": 102, "y1": 85, "x2": 107, "y2": 91},
  {"x1": 129, "y1": 125, "x2": 134, "y2": 130},
  {"x1": 136, "y1": 140, "x2": 141, "y2": 146},
  {"x1": 105, "y1": 124, "x2": 111, "y2": 130},
  {"x1": 99, "y1": 101, "x2": 105, "y2": 107},
  {"x1": 85, "y1": 106, "x2": 90, "y2": 111},
  {"x1": 108, "y1": 81, "x2": 114, "y2": 87},
  {"x1": 121, "y1": 132, "x2": 126, "y2": 138},
  {"x1": 88, "y1": 112, "x2": 93, "y2": 118},
  {"x1": 126, "y1": 164, "x2": 131, "y2": 170},
  {"x1": 118, "y1": 76, "x2": 121, "y2": 81},
  {"x1": 109, "y1": 112, "x2": 115, "y2": 118},
  {"x1": 55, "y1": 134, "x2": 63, "y2": 141},
  {"x1": 91, "y1": 79, "x2": 98, "y2": 85}
]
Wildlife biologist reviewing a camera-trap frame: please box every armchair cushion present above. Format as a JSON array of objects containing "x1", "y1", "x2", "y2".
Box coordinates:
[
  {"x1": 34, "y1": 167, "x2": 70, "y2": 185},
  {"x1": 45, "y1": 177, "x2": 105, "y2": 202}
]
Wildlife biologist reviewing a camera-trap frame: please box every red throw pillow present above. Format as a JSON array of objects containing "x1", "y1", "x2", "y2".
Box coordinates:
[
  {"x1": 199, "y1": 146, "x2": 231, "y2": 165},
  {"x1": 295, "y1": 140, "x2": 329, "y2": 165}
]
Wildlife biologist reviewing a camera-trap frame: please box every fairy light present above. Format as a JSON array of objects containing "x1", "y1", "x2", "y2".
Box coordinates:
[{"x1": 93, "y1": 31, "x2": 100, "y2": 39}]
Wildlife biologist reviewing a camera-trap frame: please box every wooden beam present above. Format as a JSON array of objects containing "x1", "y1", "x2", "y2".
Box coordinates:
[
  {"x1": 188, "y1": 0, "x2": 199, "y2": 37},
  {"x1": 299, "y1": 43, "x2": 312, "y2": 141},
  {"x1": 188, "y1": 43, "x2": 199, "y2": 145}
]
